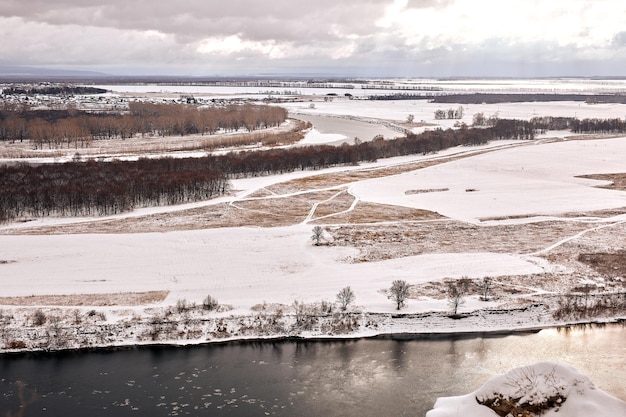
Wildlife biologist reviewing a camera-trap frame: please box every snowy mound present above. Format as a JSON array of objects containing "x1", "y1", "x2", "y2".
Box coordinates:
[{"x1": 426, "y1": 361, "x2": 626, "y2": 417}]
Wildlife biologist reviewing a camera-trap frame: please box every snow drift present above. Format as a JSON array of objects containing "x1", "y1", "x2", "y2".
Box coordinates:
[{"x1": 426, "y1": 361, "x2": 626, "y2": 417}]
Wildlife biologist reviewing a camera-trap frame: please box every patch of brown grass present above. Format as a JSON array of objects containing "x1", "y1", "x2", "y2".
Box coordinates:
[
  {"x1": 0, "y1": 119, "x2": 307, "y2": 159},
  {"x1": 314, "y1": 202, "x2": 443, "y2": 224},
  {"x1": 329, "y1": 220, "x2": 597, "y2": 261},
  {"x1": 310, "y1": 190, "x2": 354, "y2": 219},
  {"x1": 578, "y1": 250, "x2": 626, "y2": 278},
  {"x1": 577, "y1": 173, "x2": 626, "y2": 191},
  {"x1": 0, "y1": 290, "x2": 169, "y2": 306}
]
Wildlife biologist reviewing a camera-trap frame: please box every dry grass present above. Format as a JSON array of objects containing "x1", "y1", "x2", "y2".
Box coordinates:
[
  {"x1": 0, "y1": 119, "x2": 306, "y2": 159},
  {"x1": 313, "y1": 201, "x2": 443, "y2": 224},
  {"x1": 577, "y1": 250, "x2": 626, "y2": 278},
  {"x1": 0, "y1": 290, "x2": 169, "y2": 306},
  {"x1": 328, "y1": 220, "x2": 604, "y2": 262},
  {"x1": 264, "y1": 160, "x2": 443, "y2": 194},
  {"x1": 310, "y1": 190, "x2": 354, "y2": 219},
  {"x1": 578, "y1": 173, "x2": 626, "y2": 191}
]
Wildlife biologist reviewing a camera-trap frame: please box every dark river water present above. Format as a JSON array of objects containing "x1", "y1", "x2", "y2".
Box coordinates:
[{"x1": 1, "y1": 324, "x2": 624, "y2": 417}]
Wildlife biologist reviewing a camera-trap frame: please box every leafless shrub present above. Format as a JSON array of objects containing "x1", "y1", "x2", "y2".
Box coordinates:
[
  {"x1": 553, "y1": 291, "x2": 626, "y2": 320},
  {"x1": 292, "y1": 300, "x2": 318, "y2": 331},
  {"x1": 7, "y1": 340, "x2": 27, "y2": 349},
  {"x1": 86, "y1": 309, "x2": 107, "y2": 321},
  {"x1": 32, "y1": 309, "x2": 47, "y2": 326},
  {"x1": 47, "y1": 316, "x2": 70, "y2": 348},
  {"x1": 319, "y1": 300, "x2": 334, "y2": 314},
  {"x1": 176, "y1": 299, "x2": 188, "y2": 313},
  {"x1": 72, "y1": 309, "x2": 82, "y2": 324},
  {"x1": 480, "y1": 277, "x2": 493, "y2": 301},
  {"x1": 202, "y1": 295, "x2": 219, "y2": 311},
  {"x1": 477, "y1": 364, "x2": 570, "y2": 416}
]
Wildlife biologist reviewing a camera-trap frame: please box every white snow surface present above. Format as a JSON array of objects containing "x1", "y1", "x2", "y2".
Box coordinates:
[
  {"x1": 351, "y1": 137, "x2": 626, "y2": 223},
  {"x1": 426, "y1": 361, "x2": 626, "y2": 417},
  {"x1": 0, "y1": 226, "x2": 549, "y2": 313},
  {"x1": 281, "y1": 99, "x2": 626, "y2": 129},
  {"x1": 2, "y1": 136, "x2": 626, "y2": 314}
]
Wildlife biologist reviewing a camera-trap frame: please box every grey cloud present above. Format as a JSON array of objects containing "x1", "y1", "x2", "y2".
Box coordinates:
[
  {"x1": 404, "y1": 0, "x2": 454, "y2": 9},
  {"x1": 2, "y1": 0, "x2": 390, "y2": 43},
  {"x1": 1, "y1": 0, "x2": 623, "y2": 77},
  {"x1": 612, "y1": 32, "x2": 626, "y2": 47}
]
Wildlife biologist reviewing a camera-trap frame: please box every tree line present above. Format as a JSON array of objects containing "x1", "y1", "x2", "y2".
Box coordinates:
[
  {"x1": 529, "y1": 116, "x2": 626, "y2": 134},
  {"x1": 431, "y1": 93, "x2": 626, "y2": 104},
  {"x1": 2, "y1": 85, "x2": 108, "y2": 95},
  {"x1": 0, "y1": 118, "x2": 536, "y2": 222},
  {"x1": 0, "y1": 102, "x2": 288, "y2": 148},
  {"x1": 4, "y1": 114, "x2": 625, "y2": 222},
  {"x1": 0, "y1": 158, "x2": 229, "y2": 221},
  {"x1": 6, "y1": 113, "x2": 626, "y2": 223}
]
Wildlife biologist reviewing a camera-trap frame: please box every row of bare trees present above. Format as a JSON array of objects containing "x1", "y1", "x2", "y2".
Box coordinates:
[
  {"x1": 0, "y1": 103, "x2": 288, "y2": 148},
  {"x1": 529, "y1": 116, "x2": 626, "y2": 134},
  {"x1": 0, "y1": 158, "x2": 229, "y2": 221},
  {"x1": 1, "y1": 119, "x2": 537, "y2": 222}
]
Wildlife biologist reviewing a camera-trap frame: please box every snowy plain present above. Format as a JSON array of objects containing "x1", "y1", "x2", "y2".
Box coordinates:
[
  {"x1": 2, "y1": 133, "x2": 625, "y2": 324},
  {"x1": 1, "y1": 81, "x2": 626, "y2": 415}
]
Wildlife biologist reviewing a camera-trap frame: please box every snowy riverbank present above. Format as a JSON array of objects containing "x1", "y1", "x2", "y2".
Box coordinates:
[{"x1": 1, "y1": 301, "x2": 624, "y2": 355}]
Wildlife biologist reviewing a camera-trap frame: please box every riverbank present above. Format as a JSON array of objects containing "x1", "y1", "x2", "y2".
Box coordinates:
[
  {"x1": 2, "y1": 322, "x2": 624, "y2": 417},
  {"x1": 1, "y1": 302, "x2": 624, "y2": 355}
]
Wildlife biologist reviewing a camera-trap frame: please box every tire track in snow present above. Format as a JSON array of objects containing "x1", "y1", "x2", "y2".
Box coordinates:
[
  {"x1": 303, "y1": 187, "x2": 360, "y2": 224},
  {"x1": 530, "y1": 216, "x2": 626, "y2": 256}
]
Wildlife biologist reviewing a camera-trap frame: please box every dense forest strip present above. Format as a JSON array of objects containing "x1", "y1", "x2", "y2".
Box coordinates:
[
  {"x1": 2, "y1": 86, "x2": 108, "y2": 95},
  {"x1": 0, "y1": 102, "x2": 288, "y2": 148},
  {"x1": 0, "y1": 158, "x2": 229, "y2": 221},
  {"x1": 429, "y1": 93, "x2": 626, "y2": 104},
  {"x1": 528, "y1": 116, "x2": 626, "y2": 134},
  {"x1": 367, "y1": 93, "x2": 626, "y2": 104}
]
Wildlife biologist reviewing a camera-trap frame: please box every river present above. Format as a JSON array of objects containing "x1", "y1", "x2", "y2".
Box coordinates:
[{"x1": 1, "y1": 323, "x2": 624, "y2": 416}]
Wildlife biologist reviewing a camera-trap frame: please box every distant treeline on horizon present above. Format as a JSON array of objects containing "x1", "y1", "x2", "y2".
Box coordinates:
[{"x1": 369, "y1": 93, "x2": 626, "y2": 104}]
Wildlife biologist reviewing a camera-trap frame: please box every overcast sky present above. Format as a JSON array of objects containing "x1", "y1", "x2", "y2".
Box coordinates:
[{"x1": 1, "y1": 0, "x2": 626, "y2": 77}]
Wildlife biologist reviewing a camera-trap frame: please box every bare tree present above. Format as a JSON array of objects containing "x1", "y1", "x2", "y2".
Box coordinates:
[
  {"x1": 389, "y1": 280, "x2": 410, "y2": 310},
  {"x1": 472, "y1": 112, "x2": 486, "y2": 126},
  {"x1": 311, "y1": 225, "x2": 325, "y2": 246},
  {"x1": 202, "y1": 294, "x2": 219, "y2": 311},
  {"x1": 448, "y1": 279, "x2": 468, "y2": 315},
  {"x1": 336, "y1": 286, "x2": 355, "y2": 311},
  {"x1": 480, "y1": 277, "x2": 493, "y2": 301}
]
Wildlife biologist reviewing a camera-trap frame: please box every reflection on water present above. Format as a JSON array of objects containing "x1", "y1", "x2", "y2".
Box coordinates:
[{"x1": 0, "y1": 323, "x2": 624, "y2": 416}]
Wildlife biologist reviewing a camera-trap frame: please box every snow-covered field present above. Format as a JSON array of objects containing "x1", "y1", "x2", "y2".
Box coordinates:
[
  {"x1": 1, "y1": 132, "x2": 625, "y2": 341},
  {"x1": 1, "y1": 82, "x2": 626, "y2": 414},
  {"x1": 284, "y1": 98, "x2": 626, "y2": 133},
  {"x1": 351, "y1": 137, "x2": 626, "y2": 223}
]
